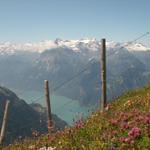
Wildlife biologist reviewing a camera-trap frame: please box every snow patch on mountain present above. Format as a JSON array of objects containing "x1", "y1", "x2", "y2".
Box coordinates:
[{"x1": 124, "y1": 42, "x2": 150, "y2": 51}]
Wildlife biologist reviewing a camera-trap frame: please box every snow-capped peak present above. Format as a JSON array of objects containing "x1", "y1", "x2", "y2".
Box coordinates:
[
  {"x1": 0, "y1": 38, "x2": 102, "y2": 55},
  {"x1": 53, "y1": 38, "x2": 100, "y2": 51},
  {"x1": 124, "y1": 42, "x2": 150, "y2": 51},
  {"x1": 0, "y1": 39, "x2": 149, "y2": 56}
]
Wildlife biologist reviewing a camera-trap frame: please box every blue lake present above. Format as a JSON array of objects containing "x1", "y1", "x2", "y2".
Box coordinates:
[{"x1": 13, "y1": 90, "x2": 94, "y2": 125}]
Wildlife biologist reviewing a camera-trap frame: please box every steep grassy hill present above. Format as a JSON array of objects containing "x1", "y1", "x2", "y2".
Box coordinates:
[
  {"x1": 2, "y1": 85, "x2": 150, "y2": 150},
  {"x1": 0, "y1": 86, "x2": 67, "y2": 145}
]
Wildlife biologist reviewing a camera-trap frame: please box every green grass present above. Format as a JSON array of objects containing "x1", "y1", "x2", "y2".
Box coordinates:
[{"x1": 2, "y1": 85, "x2": 150, "y2": 150}]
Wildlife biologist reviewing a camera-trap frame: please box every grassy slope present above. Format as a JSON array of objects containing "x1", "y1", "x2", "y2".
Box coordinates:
[{"x1": 2, "y1": 85, "x2": 150, "y2": 150}]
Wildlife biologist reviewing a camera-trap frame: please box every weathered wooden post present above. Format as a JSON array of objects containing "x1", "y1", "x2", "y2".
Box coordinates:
[
  {"x1": 100, "y1": 39, "x2": 107, "y2": 111},
  {"x1": 0, "y1": 100, "x2": 10, "y2": 145},
  {"x1": 44, "y1": 80, "x2": 53, "y2": 132}
]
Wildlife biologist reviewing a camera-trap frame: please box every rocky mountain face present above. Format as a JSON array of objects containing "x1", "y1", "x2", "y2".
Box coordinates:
[
  {"x1": 0, "y1": 39, "x2": 150, "y2": 106},
  {"x1": 0, "y1": 87, "x2": 67, "y2": 144}
]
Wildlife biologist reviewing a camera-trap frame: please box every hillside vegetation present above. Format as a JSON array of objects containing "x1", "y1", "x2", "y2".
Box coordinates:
[{"x1": 2, "y1": 85, "x2": 150, "y2": 150}]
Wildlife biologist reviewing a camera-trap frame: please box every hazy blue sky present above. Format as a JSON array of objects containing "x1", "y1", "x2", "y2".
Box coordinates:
[{"x1": 0, "y1": 0, "x2": 150, "y2": 44}]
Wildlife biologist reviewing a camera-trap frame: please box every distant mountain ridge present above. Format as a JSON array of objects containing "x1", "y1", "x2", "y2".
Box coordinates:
[{"x1": 0, "y1": 39, "x2": 149, "y2": 55}]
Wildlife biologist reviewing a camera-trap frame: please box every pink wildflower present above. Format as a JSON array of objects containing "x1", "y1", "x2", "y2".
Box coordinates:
[
  {"x1": 74, "y1": 120, "x2": 84, "y2": 129},
  {"x1": 121, "y1": 122, "x2": 130, "y2": 129},
  {"x1": 110, "y1": 119, "x2": 118, "y2": 126},
  {"x1": 143, "y1": 116, "x2": 150, "y2": 124},
  {"x1": 128, "y1": 127, "x2": 141, "y2": 138}
]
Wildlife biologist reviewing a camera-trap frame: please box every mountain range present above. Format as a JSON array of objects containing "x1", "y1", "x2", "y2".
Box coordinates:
[
  {"x1": 0, "y1": 39, "x2": 150, "y2": 106},
  {"x1": 0, "y1": 39, "x2": 149, "y2": 55}
]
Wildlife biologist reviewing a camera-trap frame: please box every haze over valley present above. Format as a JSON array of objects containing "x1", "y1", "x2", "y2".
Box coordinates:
[{"x1": 0, "y1": 39, "x2": 150, "y2": 116}]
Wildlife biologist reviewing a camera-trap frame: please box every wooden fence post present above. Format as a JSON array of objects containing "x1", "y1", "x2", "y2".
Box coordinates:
[
  {"x1": 0, "y1": 100, "x2": 10, "y2": 145},
  {"x1": 44, "y1": 80, "x2": 53, "y2": 132},
  {"x1": 100, "y1": 39, "x2": 107, "y2": 111}
]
